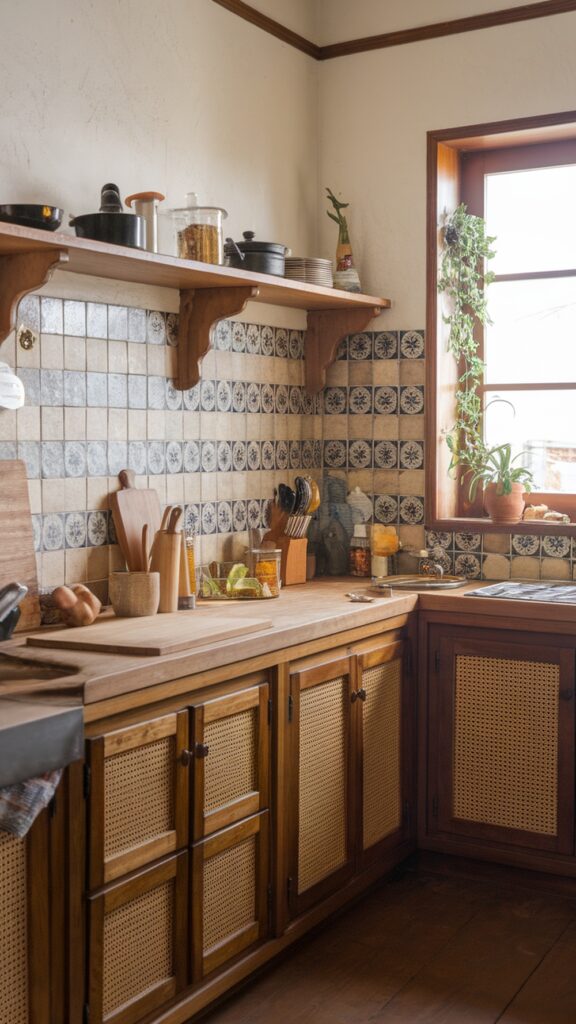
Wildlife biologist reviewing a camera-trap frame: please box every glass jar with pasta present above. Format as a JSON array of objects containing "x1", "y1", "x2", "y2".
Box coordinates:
[{"x1": 170, "y1": 192, "x2": 227, "y2": 265}]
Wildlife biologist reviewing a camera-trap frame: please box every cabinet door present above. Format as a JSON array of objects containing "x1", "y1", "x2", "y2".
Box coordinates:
[
  {"x1": 87, "y1": 853, "x2": 188, "y2": 1024},
  {"x1": 191, "y1": 811, "x2": 270, "y2": 982},
  {"x1": 87, "y1": 712, "x2": 189, "y2": 888},
  {"x1": 0, "y1": 814, "x2": 50, "y2": 1024},
  {"x1": 429, "y1": 630, "x2": 575, "y2": 855},
  {"x1": 190, "y1": 683, "x2": 270, "y2": 841},
  {"x1": 356, "y1": 638, "x2": 411, "y2": 868},
  {"x1": 288, "y1": 655, "x2": 356, "y2": 917}
]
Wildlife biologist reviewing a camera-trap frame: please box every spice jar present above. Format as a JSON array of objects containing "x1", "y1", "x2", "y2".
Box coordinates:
[
  {"x1": 349, "y1": 524, "x2": 371, "y2": 577},
  {"x1": 251, "y1": 548, "x2": 281, "y2": 597},
  {"x1": 170, "y1": 192, "x2": 227, "y2": 264}
]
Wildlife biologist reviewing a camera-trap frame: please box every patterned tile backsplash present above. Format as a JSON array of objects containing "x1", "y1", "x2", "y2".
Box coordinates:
[{"x1": 0, "y1": 299, "x2": 566, "y2": 608}]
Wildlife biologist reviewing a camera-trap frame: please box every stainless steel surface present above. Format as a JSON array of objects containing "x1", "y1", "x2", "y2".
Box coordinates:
[
  {"x1": 0, "y1": 697, "x2": 83, "y2": 787},
  {"x1": 371, "y1": 574, "x2": 468, "y2": 591},
  {"x1": 465, "y1": 581, "x2": 576, "y2": 603}
]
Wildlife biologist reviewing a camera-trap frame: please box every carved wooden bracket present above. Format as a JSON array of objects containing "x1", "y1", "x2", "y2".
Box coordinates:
[
  {"x1": 305, "y1": 305, "x2": 384, "y2": 393},
  {"x1": 0, "y1": 250, "x2": 69, "y2": 342},
  {"x1": 176, "y1": 285, "x2": 259, "y2": 390}
]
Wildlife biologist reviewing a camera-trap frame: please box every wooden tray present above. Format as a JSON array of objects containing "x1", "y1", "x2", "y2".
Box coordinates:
[{"x1": 26, "y1": 610, "x2": 272, "y2": 657}]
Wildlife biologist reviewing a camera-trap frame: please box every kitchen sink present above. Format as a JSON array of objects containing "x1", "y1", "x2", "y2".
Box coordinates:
[
  {"x1": 465, "y1": 581, "x2": 576, "y2": 603},
  {"x1": 372, "y1": 574, "x2": 468, "y2": 591}
]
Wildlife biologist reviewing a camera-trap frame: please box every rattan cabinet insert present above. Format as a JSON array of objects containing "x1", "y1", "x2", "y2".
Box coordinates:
[{"x1": 427, "y1": 626, "x2": 576, "y2": 855}]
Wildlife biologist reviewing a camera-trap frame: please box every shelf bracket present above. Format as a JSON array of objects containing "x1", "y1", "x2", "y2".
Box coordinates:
[
  {"x1": 176, "y1": 285, "x2": 259, "y2": 390},
  {"x1": 305, "y1": 305, "x2": 384, "y2": 394},
  {"x1": 0, "y1": 250, "x2": 69, "y2": 343}
]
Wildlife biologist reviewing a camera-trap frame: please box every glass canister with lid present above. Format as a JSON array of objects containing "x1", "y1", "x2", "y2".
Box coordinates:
[{"x1": 170, "y1": 191, "x2": 227, "y2": 264}]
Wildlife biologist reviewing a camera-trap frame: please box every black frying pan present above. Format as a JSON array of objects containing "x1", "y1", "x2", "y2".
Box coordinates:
[{"x1": 0, "y1": 204, "x2": 63, "y2": 231}]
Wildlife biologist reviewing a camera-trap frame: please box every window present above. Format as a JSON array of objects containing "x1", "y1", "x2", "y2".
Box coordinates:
[{"x1": 427, "y1": 112, "x2": 576, "y2": 531}]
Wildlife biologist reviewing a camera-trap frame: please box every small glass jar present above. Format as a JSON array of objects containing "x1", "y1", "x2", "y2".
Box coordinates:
[
  {"x1": 251, "y1": 548, "x2": 281, "y2": 597},
  {"x1": 170, "y1": 192, "x2": 227, "y2": 264}
]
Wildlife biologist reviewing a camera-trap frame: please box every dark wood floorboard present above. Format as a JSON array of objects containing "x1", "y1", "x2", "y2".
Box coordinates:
[{"x1": 202, "y1": 868, "x2": 576, "y2": 1024}]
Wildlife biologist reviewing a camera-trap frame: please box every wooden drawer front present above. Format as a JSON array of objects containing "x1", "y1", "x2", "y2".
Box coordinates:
[
  {"x1": 192, "y1": 812, "x2": 269, "y2": 981},
  {"x1": 88, "y1": 854, "x2": 187, "y2": 1024},
  {"x1": 360, "y1": 648, "x2": 403, "y2": 852},
  {"x1": 453, "y1": 652, "x2": 559, "y2": 836},
  {"x1": 191, "y1": 684, "x2": 270, "y2": 840},
  {"x1": 88, "y1": 712, "x2": 189, "y2": 888},
  {"x1": 294, "y1": 658, "x2": 354, "y2": 903},
  {"x1": 0, "y1": 831, "x2": 29, "y2": 1024}
]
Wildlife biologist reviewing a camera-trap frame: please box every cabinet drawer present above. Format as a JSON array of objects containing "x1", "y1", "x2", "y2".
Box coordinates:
[
  {"x1": 88, "y1": 712, "x2": 189, "y2": 888},
  {"x1": 87, "y1": 853, "x2": 188, "y2": 1024},
  {"x1": 190, "y1": 684, "x2": 270, "y2": 840},
  {"x1": 191, "y1": 812, "x2": 270, "y2": 981}
]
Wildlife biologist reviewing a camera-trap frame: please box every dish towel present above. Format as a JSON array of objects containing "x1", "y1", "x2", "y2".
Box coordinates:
[{"x1": 0, "y1": 769, "x2": 62, "y2": 837}]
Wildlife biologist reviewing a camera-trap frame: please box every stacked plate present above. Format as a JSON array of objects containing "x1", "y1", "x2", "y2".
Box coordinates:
[{"x1": 284, "y1": 256, "x2": 334, "y2": 288}]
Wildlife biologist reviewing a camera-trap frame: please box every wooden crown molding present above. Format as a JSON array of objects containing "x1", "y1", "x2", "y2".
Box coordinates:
[{"x1": 211, "y1": 0, "x2": 576, "y2": 60}]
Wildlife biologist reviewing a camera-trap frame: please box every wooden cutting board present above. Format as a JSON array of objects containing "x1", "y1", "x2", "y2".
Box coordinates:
[
  {"x1": 110, "y1": 470, "x2": 162, "y2": 571},
  {"x1": 0, "y1": 460, "x2": 40, "y2": 631},
  {"x1": 26, "y1": 609, "x2": 272, "y2": 656}
]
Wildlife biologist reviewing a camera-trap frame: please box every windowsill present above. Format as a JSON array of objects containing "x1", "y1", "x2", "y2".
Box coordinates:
[{"x1": 427, "y1": 516, "x2": 576, "y2": 536}]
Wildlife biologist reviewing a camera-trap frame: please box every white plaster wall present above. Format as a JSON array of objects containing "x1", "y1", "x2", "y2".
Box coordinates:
[
  {"x1": 0, "y1": 0, "x2": 318, "y2": 259},
  {"x1": 317, "y1": 12, "x2": 576, "y2": 324},
  {"x1": 315, "y1": 0, "x2": 544, "y2": 45},
  {"x1": 244, "y1": 0, "x2": 319, "y2": 40}
]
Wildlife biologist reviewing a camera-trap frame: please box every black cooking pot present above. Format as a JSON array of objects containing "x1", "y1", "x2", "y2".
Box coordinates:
[
  {"x1": 69, "y1": 183, "x2": 146, "y2": 250},
  {"x1": 224, "y1": 231, "x2": 287, "y2": 277}
]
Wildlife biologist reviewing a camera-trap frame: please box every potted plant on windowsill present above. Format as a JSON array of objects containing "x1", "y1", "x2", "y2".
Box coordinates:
[{"x1": 468, "y1": 443, "x2": 534, "y2": 524}]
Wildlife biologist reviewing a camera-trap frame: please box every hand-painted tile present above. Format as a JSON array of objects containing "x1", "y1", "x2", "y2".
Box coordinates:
[
  {"x1": 128, "y1": 440, "x2": 147, "y2": 476},
  {"x1": 374, "y1": 494, "x2": 399, "y2": 524},
  {"x1": 261, "y1": 325, "x2": 274, "y2": 356},
  {"x1": 246, "y1": 382, "x2": 261, "y2": 414},
  {"x1": 261, "y1": 440, "x2": 275, "y2": 470},
  {"x1": 289, "y1": 330, "x2": 302, "y2": 360},
  {"x1": 65, "y1": 441, "x2": 87, "y2": 478},
  {"x1": 216, "y1": 379, "x2": 232, "y2": 413},
  {"x1": 183, "y1": 382, "x2": 200, "y2": 411},
  {"x1": 374, "y1": 440, "x2": 398, "y2": 469},
  {"x1": 217, "y1": 440, "x2": 233, "y2": 472},
  {"x1": 166, "y1": 440, "x2": 183, "y2": 474},
  {"x1": 200, "y1": 379, "x2": 216, "y2": 412},
  {"x1": 399, "y1": 495, "x2": 424, "y2": 524},
  {"x1": 276, "y1": 440, "x2": 289, "y2": 470},
  {"x1": 399, "y1": 385, "x2": 424, "y2": 415},
  {"x1": 289, "y1": 386, "x2": 302, "y2": 415},
  {"x1": 166, "y1": 380, "x2": 182, "y2": 410},
  {"x1": 400, "y1": 330, "x2": 425, "y2": 358},
  {"x1": 65, "y1": 512, "x2": 87, "y2": 548},
  {"x1": 214, "y1": 319, "x2": 232, "y2": 351},
  {"x1": 324, "y1": 387, "x2": 347, "y2": 415},
  {"x1": 348, "y1": 386, "x2": 372, "y2": 415},
  {"x1": 374, "y1": 386, "x2": 398, "y2": 415},
  {"x1": 201, "y1": 440, "x2": 217, "y2": 473},
  {"x1": 42, "y1": 513, "x2": 64, "y2": 550},
  {"x1": 232, "y1": 500, "x2": 247, "y2": 532},
  {"x1": 274, "y1": 328, "x2": 288, "y2": 358},
  {"x1": 289, "y1": 440, "x2": 301, "y2": 469},
  {"x1": 261, "y1": 383, "x2": 275, "y2": 414},
  {"x1": 302, "y1": 440, "x2": 314, "y2": 468},
  {"x1": 348, "y1": 439, "x2": 372, "y2": 469},
  {"x1": 426, "y1": 530, "x2": 453, "y2": 550},
  {"x1": 374, "y1": 331, "x2": 398, "y2": 360},
  {"x1": 232, "y1": 381, "x2": 246, "y2": 413},
  {"x1": 301, "y1": 391, "x2": 315, "y2": 415},
  {"x1": 247, "y1": 440, "x2": 261, "y2": 470},
  {"x1": 147, "y1": 441, "x2": 165, "y2": 475},
  {"x1": 87, "y1": 510, "x2": 108, "y2": 546},
  {"x1": 232, "y1": 440, "x2": 247, "y2": 471},
  {"x1": 399, "y1": 440, "x2": 424, "y2": 469},
  {"x1": 348, "y1": 333, "x2": 372, "y2": 360},
  {"x1": 184, "y1": 503, "x2": 200, "y2": 536},
  {"x1": 323, "y1": 440, "x2": 346, "y2": 468},
  {"x1": 275, "y1": 384, "x2": 289, "y2": 414},
  {"x1": 201, "y1": 501, "x2": 217, "y2": 534},
  {"x1": 146, "y1": 310, "x2": 166, "y2": 345},
  {"x1": 454, "y1": 531, "x2": 481, "y2": 552},
  {"x1": 166, "y1": 313, "x2": 179, "y2": 347},
  {"x1": 512, "y1": 534, "x2": 540, "y2": 556},
  {"x1": 232, "y1": 322, "x2": 246, "y2": 353},
  {"x1": 246, "y1": 323, "x2": 261, "y2": 354},
  {"x1": 542, "y1": 535, "x2": 570, "y2": 558},
  {"x1": 217, "y1": 500, "x2": 233, "y2": 533},
  {"x1": 455, "y1": 552, "x2": 482, "y2": 578},
  {"x1": 183, "y1": 440, "x2": 201, "y2": 473},
  {"x1": 247, "y1": 499, "x2": 261, "y2": 529}
]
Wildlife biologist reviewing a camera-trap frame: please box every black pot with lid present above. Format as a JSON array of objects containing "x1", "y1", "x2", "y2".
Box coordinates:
[
  {"x1": 224, "y1": 231, "x2": 287, "y2": 277},
  {"x1": 69, "y1": 183, "x2": 146, "y2": 250}
]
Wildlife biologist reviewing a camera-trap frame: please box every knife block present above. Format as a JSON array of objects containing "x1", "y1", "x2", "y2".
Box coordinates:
[{"x1": 263, "y1": 510, "x2": 307, "y2": 586}]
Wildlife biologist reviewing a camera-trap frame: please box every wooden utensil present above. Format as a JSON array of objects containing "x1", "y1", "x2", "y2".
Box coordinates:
[
  {"x1": 110, "y1": 469, "x2": 162, "y2": 571},
  {"x1": 26, "y1": 610, "x2": 272, "y2": 656},
  {"x1": 0, "y1": 460, "x2": 40, "y2": 630},
  {"x1": 141, "y1": 524, "x2": 149, "y2": 572},
  {"x1": 150, "y1": 505, "x2": 182, "y2": 613}
]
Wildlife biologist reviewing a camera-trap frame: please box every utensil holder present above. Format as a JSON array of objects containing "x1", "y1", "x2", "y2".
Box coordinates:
[
  {"x1": 109, "y1": 572, "x2": 160, "y2": 617},
  {"x1": 278, "y1": 537, "x2": 308, "y2": 586}
]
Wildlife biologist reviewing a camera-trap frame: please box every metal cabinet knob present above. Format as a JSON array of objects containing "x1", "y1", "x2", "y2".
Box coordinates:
[{"x1": 180, "y1": 743, "x2": 210, "y2": 766}]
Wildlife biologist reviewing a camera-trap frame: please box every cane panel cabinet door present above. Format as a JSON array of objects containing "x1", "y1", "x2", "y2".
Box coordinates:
[
  {"x1": 355, "y1": 637, "x2": 413, "y2": 870},
  {"x1": 189, "y1": 681, "x2": 270, "y2": 841},
  {"x1": 87, "y1": 712, "x2": 189, "y2": 888},
  {"x1": 0, "y1": 813, "x2": 50, "y2": 1024},
  {"x1": 191, "y1": 811, "x2": 270, "y2": 982},
  {"x1": 427, "y1": 627, "x2": 575, "y2": 855},
  {"x1": 87, "y1": 853, "x2": 188, "y2": 1024},
  {"x1": 287, "y1": 654, "x2": 356, "y2": 918}
]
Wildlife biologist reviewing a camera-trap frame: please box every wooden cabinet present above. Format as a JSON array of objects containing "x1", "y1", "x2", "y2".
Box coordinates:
[
  {"x1": 0, "y1": 815, "x2": 51, "y2": 1024},
  {"x1": 287, "y1": 635, "x2": 413, "y2": 918},
  {"x1": 426, "y1": 626, "x2": 576, "y2": 856}
]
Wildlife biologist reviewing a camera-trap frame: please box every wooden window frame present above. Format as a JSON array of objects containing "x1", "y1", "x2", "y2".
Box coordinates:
[{"x1": 426, "y1": 109, "x2": 576, "y2": 534}]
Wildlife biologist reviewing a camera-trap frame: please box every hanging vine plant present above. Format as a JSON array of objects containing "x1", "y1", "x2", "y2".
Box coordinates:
[{"x1": 437, "y1": 203, "x2": 496, "y2": 481}]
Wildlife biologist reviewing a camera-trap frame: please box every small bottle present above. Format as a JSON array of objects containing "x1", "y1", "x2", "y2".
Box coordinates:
[
  {"x1": 349, "y1": 524, "x2": 371, "y2": 577},
  {"x1": 185, "y1": 531, "x2": 197, "y2": 596}
]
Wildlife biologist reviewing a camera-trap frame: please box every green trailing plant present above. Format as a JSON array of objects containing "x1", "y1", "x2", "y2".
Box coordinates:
[
  {"x1": 326, "y1": 187, "x2": 350, "y2": 242},
  {"x1": 438, "y1": 203, "x2": 496, "y2": 480},
  {"x1": 468, "y1": 443, "x2": 534, "y2": 500}
]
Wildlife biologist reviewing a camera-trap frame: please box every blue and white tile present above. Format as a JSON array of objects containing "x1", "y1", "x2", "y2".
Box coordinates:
[
  {"x1": 275, "y1": 384, "x2": 289, "y2": 414},
  {"x1": 232, "y1": 500, "x2": 247, "y2": 532},
  {"x1": 42, "y1": 513, "x2": 64, "y2": 551},
  {"x1": 232, "y1": 381, "x2": 246, "y2": 413},
  {"x1": 128, "y1": 441, "x2": 147, "y2": 476},
  {"x1": 200, "y1": 379, "x2": 216, "y2": 412},
  {"x1": 216, "y1": 379, "x2": 232, "y2": 413},
  {"x1": 454, "y1": 531, "x2": 481, "y2": 552},
  {"x1": 108, "y1": 305, "x2": 128, "y2": 341},
  {"x1": 323, "y1": 440, "x2": 347, "y2": 468},
  {"x1": 87, "y1": 510, "x2": 108, "y2": 546},
  {"x1": 40, "y1": 297, "x2": 63, "y2": 335},
  {"x1": 289, "y1": 386, "x2": 302, "y2": 415},
  {"x1": 201, "y1": 501, "x2": 217, "y2": 534},
  {"x1": 17, "y1": 369, "x2": 40, "y2": 405},
  {"x1": 32, "y1": 514, "x2": 42, "y2": 552},
  {"x1": 246, "y1": 323, "x2": 261, "y2": 354},
  {"x1": 276, "y1": 440, "x2": 289, "y2": 470},
  {"x1": 261, "y1": 440, "x2": 275, "y2": 470},
  {"x1": 41, "y1": 441, "x2": 64, "y2": 479},
  {"x1": 399, "y1": 440, "x2": 424, "y2": 469},
  {"x1": 289, "y1": 330, "x2": 302, "y2": 360},
  {"x1": 183, "y1": 383, "x2": 200, "y2": 411},
  {"x1": 166, "y1": 313, "x2": 179, "y2": 347},
  {"x1": 455, "y1": 552, "x2": 482, "y2": 578},
  {"x1": 128, "y1": 374, "x2": 147, "y2": 409},
  {"x1": 261, "y1": 383, "x2": 275, "y2": 414},
  {"x1": 246, "y1": 382, "x2": 261, "y2": 414},
  {"x1": 108, "y1": 373, "x2": 127, "y2": 408},
  {"x1": 324, "y1": 387, "x2": 346, "y2": 415},
  {"x1": 399, "y1": 495, "x2": 424, "y2": 524},
  {"x1": 63, "y1": 300, "x2": 86, "y2": 338},
  {"x1": 302, "y1": 440, "x2": 314, "y2": 469},
  {"x1": 217, "y1": 501, "x2": 233, "y2": 533},
  {"x1": 214, "y1": 319, "x2": 232, "y2": 351},
  {"x1": 108, "y1": 441, "x2": 128, "y2": 476},
  {"x1": 374, "y1": 386, "x2": 398, "y2": 415},
  {"x1": 183, "y1": 440, "x2": 201, "y2": 473},
  {"x1": 512, "y1": 534, "x2": 540, "y2": 556},
  {"x1": 348, "y1": 333, "x2": 372, "y2": 360},
  {"x1": 261, "y1": 325, "x2": 274, "y2": 356},
  {"x1": 201, "y1": 440, "x2": 217, "y2": 473},
  {"x1": 0, "y1": 442, "x2": 17, "y2": 461},
  {"x1": 399, "y1": 385, "x2": 424, "y2": 415},
  {"x1": 18, "y1": 441, "x2": 40, "y2": 479},
  {"x1": 146, "y1": 310, "x2": 166, "y2": 345},
  {"x1": 374, "y1": 331, "x2": 398, "y2": 360},
  {"x1": 184, "y1": 503, "x2": 200, "y2": 536},
  {"x1": 166, "y1": 441, "x2": 183, "y2": 474},
  {"x1": 217, "y1": 440, "x2": 233, "y2": 473},
  {"x1": 400, "y1": 330, "x2": 425, "y2": 359},
  {"x1": 348, "y1": 439, "x2": 372, "y2": 469},
  {"x1": 542, "y1": 535, "x2": 570, "y2": 558},
  {"x1": 65, "y1": 512, "x2": 87, "y2": 548},
  {"x1": 374, "y1": 494, "x2": 399, "y2": 524},
  {"x1": 374, "y1": 440, "x2": 398, "y2": 469},
  {"x1": 348, "y1": 386, "x2": 372, "y2": 415},
  {"x1": 247, "y1": 499, "x2": 261, "y2": 529},
  {"x1": 289, "y1": 441, "x2": 301, "y2": 469},
  {"x1": 247, "y1": 440, "x2": 261, "y2": 470},
  {"x1": 232, "y1": 322, "x2": 246, "y2": 353},
  {"x1": 128, "y1": 307, "x2": 147, "y2": 343},
  {"x1": 166, "y1": 380, "x2": 182, "y2": 410},
  {"x1": 18, "y1": 294, "x2": 41, "y2": 334},
  {"x1": 232, "y1": 440, "x2": 247, "y2": 471},
  {"x1": 274, "y1": 328, "x2": 288, "y2": 358},
  {"x1": 146, "y1": 375, "x2": 165, "y2": 411},
  {"x1": 65, "y1": 441, "x2": 87, "y2": 478},
  {"x1": 41, "y1": 370, "x2": 64, "y2": 407},
  {"x1": 147, "y1": 441, "x2": 166, "y2": 475}
]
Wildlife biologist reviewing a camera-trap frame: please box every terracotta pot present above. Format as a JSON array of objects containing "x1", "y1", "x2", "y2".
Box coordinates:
[{"x1": 483, "y1": 482, "x2": 526, "y2": 524}]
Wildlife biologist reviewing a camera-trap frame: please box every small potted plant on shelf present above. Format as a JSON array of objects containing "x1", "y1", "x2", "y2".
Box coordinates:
[{"x1": 468, "y1": 443, "x2": 534, "y2": 524}]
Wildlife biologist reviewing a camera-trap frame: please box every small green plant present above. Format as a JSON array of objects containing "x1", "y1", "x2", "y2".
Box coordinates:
[
  {"x1": 325, "y1": 187, "x2": 350, "y2": 242},
  {"x1": 468, "y1": 443, "x2": 534, "y2": 501}
]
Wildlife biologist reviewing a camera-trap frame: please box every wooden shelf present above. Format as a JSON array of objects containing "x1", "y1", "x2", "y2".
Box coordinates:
[{"x1": 0, "y1": 222, "x2": 391, "y2": 392}]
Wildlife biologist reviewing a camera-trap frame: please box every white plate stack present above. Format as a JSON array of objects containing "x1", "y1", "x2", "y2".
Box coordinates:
[{"x1": 284, "y1": 256, "x2": 334, "y2": 288}]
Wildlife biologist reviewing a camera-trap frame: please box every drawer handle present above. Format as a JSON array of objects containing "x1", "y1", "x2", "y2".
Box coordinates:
[
  {"x1": 351, "y1": 688, "x2": 367, "y2": 703},
  {"x1": 180, "y1": 743, "x2": 210, "y2": 766}
]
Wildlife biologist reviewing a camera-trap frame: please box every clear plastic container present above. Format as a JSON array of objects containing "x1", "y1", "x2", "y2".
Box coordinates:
[
  {"x1": 170, "y1": 192, "x2": 227, "y2": 265},
  {"x1": 250, "y1": 549, "x2": 281, "y2": 597}
]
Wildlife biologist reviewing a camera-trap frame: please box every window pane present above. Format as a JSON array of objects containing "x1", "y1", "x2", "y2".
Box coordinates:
[
  {"x1": 485, "y1": 277, "x2": 576, "y2": 384},
  {"x1": 484, "y1": 389, "x2": 576, "y2": 493},
  {"x1": 486, "y1": 164, "x2": 576, "y2": 274}
]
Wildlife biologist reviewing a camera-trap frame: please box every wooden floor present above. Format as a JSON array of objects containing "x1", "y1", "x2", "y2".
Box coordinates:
[{"x1": 203, "y1": 866, "x2": 576, "y2": 1024}]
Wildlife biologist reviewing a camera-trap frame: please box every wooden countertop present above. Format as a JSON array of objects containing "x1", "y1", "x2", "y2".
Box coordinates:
[{"x1": 0, "y1": 580, "x2": 417, "y2": 711}]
